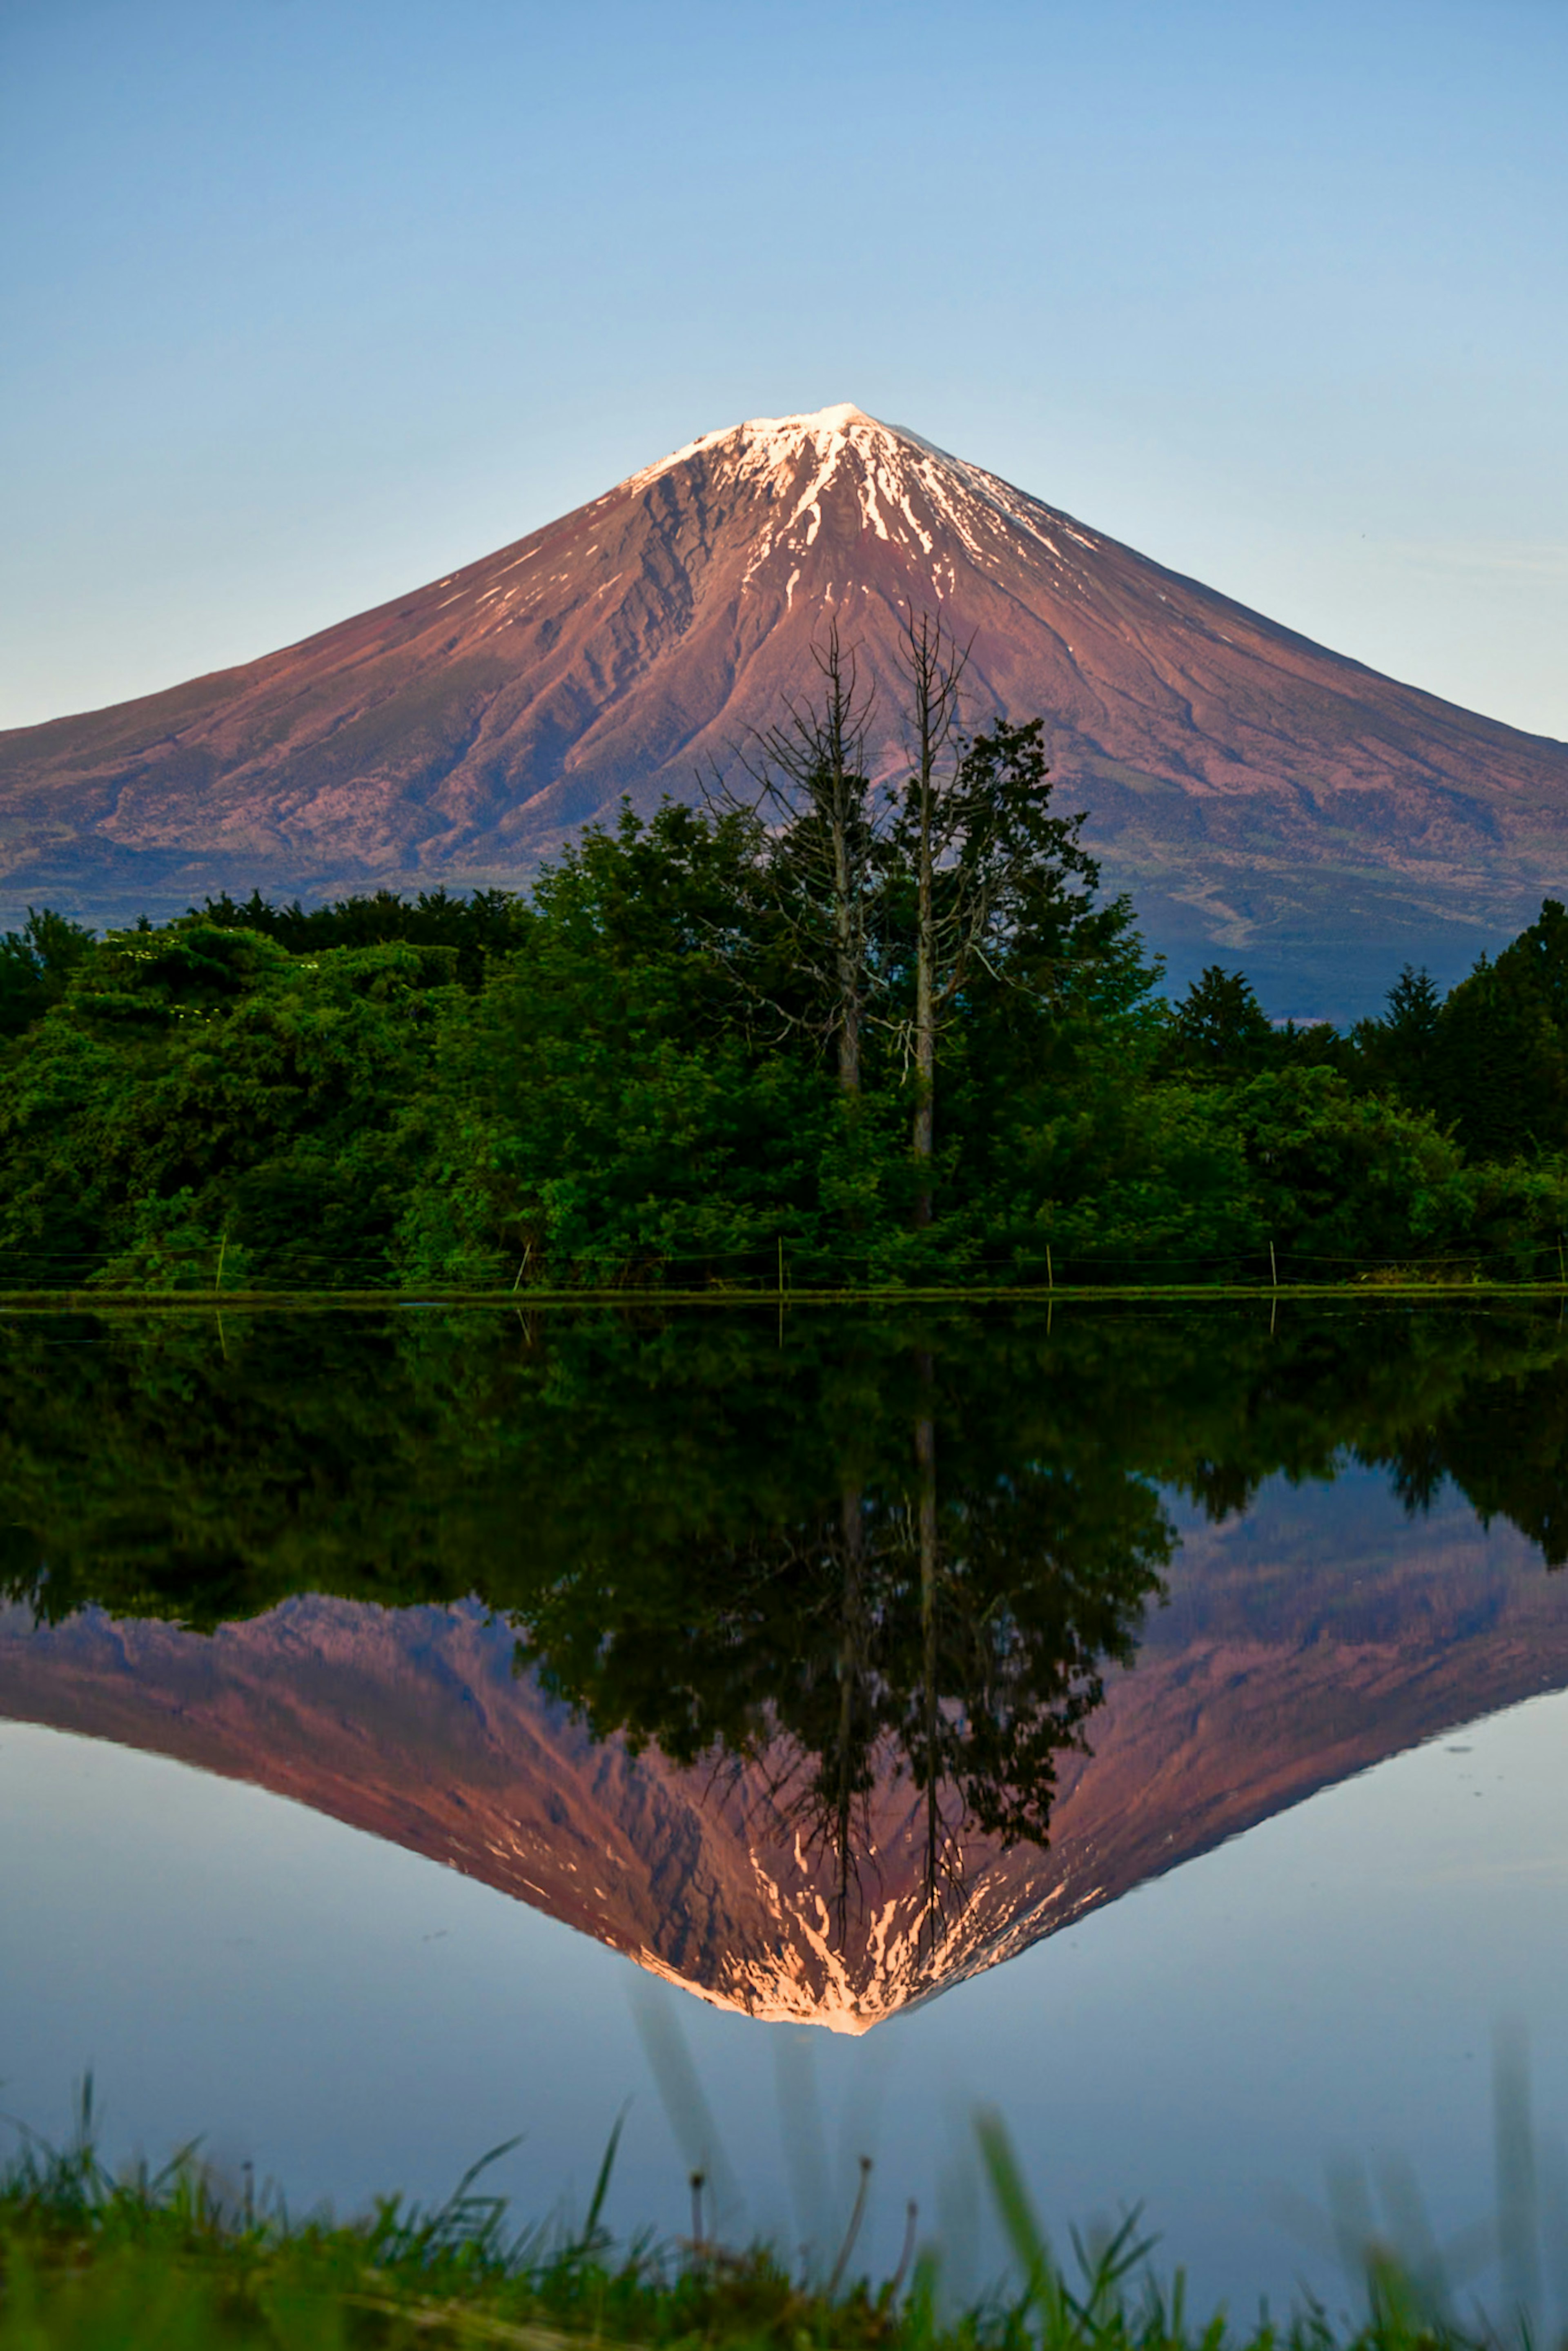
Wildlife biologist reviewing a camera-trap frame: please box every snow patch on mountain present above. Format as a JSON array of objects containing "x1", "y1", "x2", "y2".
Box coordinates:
[{"x1": 621, "y1": 402, "x2": 1092, "y2": 593}]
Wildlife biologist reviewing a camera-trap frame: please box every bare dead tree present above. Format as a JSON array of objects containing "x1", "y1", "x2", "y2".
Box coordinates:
[
  {"x1": 893, "y1": 612, "x2": 971, "y2": 1226},
  {"x1": 890, "y1": 608, "x2": 1082, "y2": 1230},
  {"x1": 708, "y1": 623, "x2": 885, "y2": 1105}
]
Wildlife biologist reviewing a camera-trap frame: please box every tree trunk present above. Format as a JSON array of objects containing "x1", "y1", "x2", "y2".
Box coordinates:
[
  {"x1": 730, "y1": 617, "x2": 875, "y2": 1112},
  {"x1": 832, "y1": 1479, "x2": 865, "y2": 1939},
  {"x1": 910, "y1": 628, "x2": 939, "y2": 1227},
  {"x1": 890, "y1": 608, "x2": 968, "y2": 1228},
  {"x1": 915, "y1": 1352, "x2": 940, "y2": 1954},
  {"x1": 913, "y1": 779, "x2": 935, "y2": 1225},
  {"x1": 832, "y1": 797, "x2": 862, "y2": 1103}
]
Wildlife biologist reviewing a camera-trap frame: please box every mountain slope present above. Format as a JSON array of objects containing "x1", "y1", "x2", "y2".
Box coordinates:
[{"x1": 4, "y1": 403, "x2": 1566, "y2": 1011}]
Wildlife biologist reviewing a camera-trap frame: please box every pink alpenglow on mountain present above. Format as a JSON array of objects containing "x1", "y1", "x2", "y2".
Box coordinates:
[
  {"x1": 2, "y1": 1498, "x2": 1566, "y2": 2031},
  {"x1": 3, "y1": 403, "x2": 1566, "y2": 1012}
]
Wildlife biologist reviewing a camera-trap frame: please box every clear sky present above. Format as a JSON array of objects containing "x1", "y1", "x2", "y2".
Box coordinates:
[{"x1": 3, "y1": 0, "x2": 1565, "y2": 741}]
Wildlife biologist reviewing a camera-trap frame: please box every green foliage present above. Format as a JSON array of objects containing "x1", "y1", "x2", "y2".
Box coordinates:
[
  {"x1": 0, "y1": 924, "x2": 457, "y2": 1290},
  {"x1": 195, "y1": 884, "x2": 523, "y2": 990},
  {"x1": 5, "y1": 796, "x2": 1568, "y2": 1291},
  {"x1": 1379, "y1": 963, "x2": 1441, "y2": 1094},
  {"x1": 392, "y1": 804, "x2": 847, "y2": 1286},
  {"x1": 0, "y1": 906, "x2": 96, "y2": 1039},
  {"x1": 1424, "y1": 901, "x2": 1568, "y2": 1161},
  {"x1": 1162, "y1": 965, "x2": 1277, "y2": 1080},
  {"x1": 882, "y1": 716, "x2": 1106, "y2": 1010},
  {"x1": 1221, "y1": 1067, "x2": 1468, "y2": 1261}
]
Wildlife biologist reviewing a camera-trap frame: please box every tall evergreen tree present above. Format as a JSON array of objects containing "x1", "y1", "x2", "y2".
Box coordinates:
[
  {"x1": 1431, "y1": 902, "x2": 1568, "y2": 1159},
  {"x1": 1166, "y1": 965, "x2": 1275, "y2": 1078}
]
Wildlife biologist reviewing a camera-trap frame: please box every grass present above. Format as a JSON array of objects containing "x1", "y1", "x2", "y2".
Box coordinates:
[
  {"x1": 0, "y1": 2089, "x2": 1533, "y2": 2351},
  {"x1": 0, "y1": 1277, "x2": 1565, "y2": 1317}
]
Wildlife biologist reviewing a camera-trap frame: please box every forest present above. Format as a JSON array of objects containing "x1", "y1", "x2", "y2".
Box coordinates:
[{"x1": 3, "y1": 628, "x2": 1568, "y2": 1293}]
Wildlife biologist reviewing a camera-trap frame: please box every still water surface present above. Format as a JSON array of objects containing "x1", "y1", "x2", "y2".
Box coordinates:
[{"x1": 4, "y1": 1302, "x2": 1568, "y2": 2316}]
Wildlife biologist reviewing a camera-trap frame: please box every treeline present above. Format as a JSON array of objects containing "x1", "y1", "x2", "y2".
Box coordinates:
[
  {"x1": 3, "y1": 634, "x2": 1568, "y2": 1290},
  {"x1": 12, "y1": 1303, "x2": 1568, "y2": 1628}
]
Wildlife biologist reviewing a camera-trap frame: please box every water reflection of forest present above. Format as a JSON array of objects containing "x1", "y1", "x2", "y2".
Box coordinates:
[{"x1": 5, "y1": 1308, "x2": 1567, "y2": 1899}]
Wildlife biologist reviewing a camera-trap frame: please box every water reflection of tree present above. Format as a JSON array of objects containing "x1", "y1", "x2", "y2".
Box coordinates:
[{"x1": 509, "y1": 1342, "x2": 1172, "y2": 1952}]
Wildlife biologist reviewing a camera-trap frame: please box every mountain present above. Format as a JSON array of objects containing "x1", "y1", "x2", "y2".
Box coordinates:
[
  {"x1": 3, "y1": 1487, "x2": 1565, "y2": 2030},
  {"x1": 3, "y1": 402, "x2": 1566, "y2": 1014}
]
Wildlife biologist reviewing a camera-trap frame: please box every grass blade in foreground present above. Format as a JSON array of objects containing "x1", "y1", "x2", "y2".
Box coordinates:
[{"x1": 0, "y1": 2089, "x2": 1540, "y2": 2351}]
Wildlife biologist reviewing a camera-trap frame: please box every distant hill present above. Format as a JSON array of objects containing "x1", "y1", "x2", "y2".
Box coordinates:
[{"x1": 4, "y1": 402, "x2": 1566, "y2": 1016}]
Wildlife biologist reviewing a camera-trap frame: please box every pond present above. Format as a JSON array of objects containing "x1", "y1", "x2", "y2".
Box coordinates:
[{"x1": 4, "y1": 1300, "x2": 1568, "y2": 2322}]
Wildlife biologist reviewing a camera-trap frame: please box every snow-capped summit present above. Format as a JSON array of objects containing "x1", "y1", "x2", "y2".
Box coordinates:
[
  {"x1": 628, "y1": 400, "x2": 1101, "y2": 578},
  {"x1": 631, "y1": 399, "x2": 880, "y2": 481}
]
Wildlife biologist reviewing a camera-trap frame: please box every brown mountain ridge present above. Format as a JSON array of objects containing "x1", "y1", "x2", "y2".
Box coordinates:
[{"x1": 4, "y1": 403, "x2": 1566, "y2": 1014}]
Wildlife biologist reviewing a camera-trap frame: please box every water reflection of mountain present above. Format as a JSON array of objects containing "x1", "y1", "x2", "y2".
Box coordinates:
[{"x1": 3, "y1": 1306, "x2": 1568, "y2": 2028}]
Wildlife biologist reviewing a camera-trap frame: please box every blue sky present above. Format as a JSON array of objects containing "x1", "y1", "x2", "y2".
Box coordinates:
[{"x1": 3, "y1": 0, "x2": 1565, "y2": 738}]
